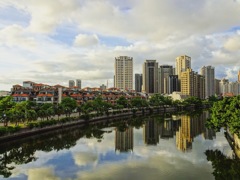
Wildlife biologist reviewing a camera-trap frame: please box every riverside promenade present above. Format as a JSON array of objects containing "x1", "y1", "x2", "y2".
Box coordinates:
[{"x1": 0, "y1": 106, "x2": 178, "y2": 143}]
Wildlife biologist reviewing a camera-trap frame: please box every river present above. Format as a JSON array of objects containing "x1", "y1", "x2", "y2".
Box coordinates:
[{"x1": 0, "y1": 111, "x2": 239, "y2": 180}]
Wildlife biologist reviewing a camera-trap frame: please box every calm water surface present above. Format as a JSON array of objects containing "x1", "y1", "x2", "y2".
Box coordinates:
[{"x1": 0, "y1": 111, "x2": 239, "y2": 180}]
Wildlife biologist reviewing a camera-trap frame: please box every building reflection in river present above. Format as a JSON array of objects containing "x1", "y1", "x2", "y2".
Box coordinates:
[
  {"x1": 114, "y1": 111, "x2": 216, "y2": 153},
  {"x1": 115, "y1": 127, "x2": 134, "y2": 152}
]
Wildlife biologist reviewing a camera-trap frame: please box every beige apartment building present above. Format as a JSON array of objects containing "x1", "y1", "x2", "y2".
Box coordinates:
[
  {"x1": 180, "y1": 68, "x2": 205, "y2": 99},
  {"x1": 238, "y1": 70, "x2": 240, "y2": 82},
  {"x1": 114, "y1": 56, "x2": 133, "y2": 90},
  {"x1": 175, "y1": 55, "x2": 191, "y2": 77}
]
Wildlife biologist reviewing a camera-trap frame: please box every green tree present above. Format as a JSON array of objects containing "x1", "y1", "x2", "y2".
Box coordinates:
[
  {"x1": 0, "y1": 96, "x2": 16, "y2": 126},
  {"x1": 61, "y1": 97, "x2": 77, "y2": 117},
  {"x1": 116, "y1": 96, "x2": 129, "y2": 108}
]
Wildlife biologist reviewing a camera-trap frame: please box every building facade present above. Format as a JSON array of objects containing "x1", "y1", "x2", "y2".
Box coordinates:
[
  {"x1": 168, "y1": 75, "x2": 179, "y2": 94},
  {"x1": 200, "y1": 66, "x2": 215, "y2": 98},
  {"x1": 238, "y1": 70, "x2": 240, "y2": 82},
  {"x1": 142, "y1": 60, "x2": 159, "y2": 93},
  {"x1": 69, "y1": 80, "x2": 75, "y2": 88},
  {"x1": 175, "y1": 55, "x2": 191, "y2": 77},
  {"x1": 180, "y1": 68, "x2": 205, "y2": 99},
  {"x1": 158, "y1": 65, "x2": 174, "y2": 94},
  {"x1": 114, "y1": 56, "x2": 133, "y2": 90},
  {"x1": 76, "y1": 79, "x2": 81, "y2": 89},
  {"x1": 135, "y1": 73, "x2": 142, "y2": 92}
]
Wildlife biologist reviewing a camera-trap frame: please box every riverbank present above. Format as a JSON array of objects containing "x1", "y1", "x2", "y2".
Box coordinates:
[{"x1": 0, "y1": 105, "x2": 198, "y2": 143}]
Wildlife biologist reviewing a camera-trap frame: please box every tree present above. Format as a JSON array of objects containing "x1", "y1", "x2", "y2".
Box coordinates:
[
  {"x1": 183, "y1": 96, "x2": 202, "y2": 107},
  {"x1": 61, "y1": 97, "x2": 77, "y2": 117},
  {"x1": 116, "y1": 96, "x2": 129, "y2": 108},
  {"x1": 54, "y1": 104, "x2": 64, "y2": 120},
  {"x1": 131, "y1": 97, "x2": 148, "y2": 109},
  {"x1": 0, "y1": 96, "x2": 16, "y2": 126},
  {"x1": 149, "y1": 94, "x2": 172, "y2": 106},
  {"x1": 206, "y1": 96, "x2": 240, "y2": 137}
]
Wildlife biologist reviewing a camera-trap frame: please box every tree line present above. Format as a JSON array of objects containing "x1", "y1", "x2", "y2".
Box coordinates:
[{"x1": 0, "y1": 94, "x2": 214, "y2": 128}]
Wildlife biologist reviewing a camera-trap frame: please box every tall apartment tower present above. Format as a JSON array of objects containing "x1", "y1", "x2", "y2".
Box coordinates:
[
  {"x1": 76, "y1": 79, "x2": 81, "y2": 89},
  {"x1": 69, "y1": 80, "x2": 75, "y2": 88},
  {"x1": 200, "y1": 66, "x2": 215, "y2": 98},
  {"x1": 175, "y1": 55, "x2": 191, "y2": 77},
  {"x1": 180, "y1": 68, "x2": 205, "y2": 98},
  {"x1": 135, "y1": 74, "x2": 142, "y2": 92},
  {"x1": 142, "y1": 60, "x2": 159, "y2": 93},
  {"x1": 159, "y1": 65, "x2": 173, "y2": 94},
  {"x1": 214, "y1": 79, "x2": 221, "y2": 95},
  {"x1": 181, "y1": 68, "x2": 194, "y2": 96},
  {"x1": 114, "y1": 56, "x2": 133, "y2": 90},
  {"x1": 238, "y1": 70, "x2": 240, "y2": 82},
  {"x1": 169, "y1": 75, "x2": 179, "y2": 94}
]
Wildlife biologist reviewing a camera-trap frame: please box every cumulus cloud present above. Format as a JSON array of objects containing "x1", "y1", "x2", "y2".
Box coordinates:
[
  {"x1": 28, "y1": 167, "x2": 60, "y2": 180},
  {"x1": 0, "y1": 0, "x2": 240, "y2": 90},
  {"x1": 74, "y1": 34, "x2": 99, "y2": 47},
  {"x1": 73, "y1": 152, "x2": 98, "y2": 166},
  {"x1": 224, "y1": 33, "x2": 240, "y2": 51}
]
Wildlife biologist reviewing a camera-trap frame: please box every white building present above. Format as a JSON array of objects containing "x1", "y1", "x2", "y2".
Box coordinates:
[{"x1": 114, "y1": 56, "x2": 133, "y2": 90}]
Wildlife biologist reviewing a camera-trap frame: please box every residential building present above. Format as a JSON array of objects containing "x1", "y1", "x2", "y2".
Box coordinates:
[
  {"x1": 238, "y1": 70, "x2": 240, "y2": 82},
  {"x1": 142, "y1": 60, "x2": 159, "y2": 93},
  {"x1": 114, "y1": 56, "x2": 133, "y2": 90},
  {"x1": 215, "y1": 79, "x2": 221, "y2": 95},
  {"x1": 175, "y1": 55, "x2": 191, "y2": 77},
  {"x1": 180, "y1": 68, "x2": 194, "y2": 96},
  {"x1": 180, "y1": 68, "x2": 205, "y2": 99},
  {"x1": 219, "y1": 78, "x2": 229, "y2": 95},
  {"x1": 158, "y1": 65, "x2": 173, "y2": 94},
  {"x1": 135, "y1": 73, "x2": 142, "y2": 92},
  {"x1": 69, "y1": 80, "x2": 75, "y2": 88},
  {"x1": 100, "y1": 84, "x2": 107, "y2": 90},
  {"x1": 169, "y1": 75, "x2": 180, "y2": 94},
  {"x1": 76, "y1": 79, "x2": 81, "y2": 89},
  {"x1": 200, "y1": 66, "x2": 215, "y2": 98},
  {"x1": 0, "y1": 91, "x2": 9, "y2": 97}
]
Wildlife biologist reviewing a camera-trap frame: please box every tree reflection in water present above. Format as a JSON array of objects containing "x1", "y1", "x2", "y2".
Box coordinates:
[{"x1": 205, "y1": 149, "x2": 240, "y2": 179}]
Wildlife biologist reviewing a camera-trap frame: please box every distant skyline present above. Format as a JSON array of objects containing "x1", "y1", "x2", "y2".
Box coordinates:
[{"x1": 0, "y1": 0, "x2": 240, "y2": 90}]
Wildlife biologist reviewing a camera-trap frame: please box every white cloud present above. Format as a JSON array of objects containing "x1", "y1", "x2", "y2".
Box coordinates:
[
  {"x1": 73, "y1": 151, "x2": 98, "y2": 166},
  {"x1": 224, "y1": 33, "x2": 240, "y2": 51},
  {"x1": 74, "y1": 34, "x2": 99, "y2": 47},
  {"x1": 28, "y1": 167, "x2": 60, "y2": 180},
  {"x1": 0, "y1": 0, "x2": 240, "y2": 90}
]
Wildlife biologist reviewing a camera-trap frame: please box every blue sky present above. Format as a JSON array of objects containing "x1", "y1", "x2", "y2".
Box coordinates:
[{"x1": 0, "y1": 0, "x2": 240, "y2": 90}]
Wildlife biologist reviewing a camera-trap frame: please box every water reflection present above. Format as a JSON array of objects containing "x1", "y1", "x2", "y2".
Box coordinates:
[{"x1": 0, "y1": 111, "x2": 239, "y2": 179}]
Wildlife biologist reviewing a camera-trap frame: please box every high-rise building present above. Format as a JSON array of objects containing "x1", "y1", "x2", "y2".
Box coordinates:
[
  {"x1": 214, "y1": 79, "x2": 221, "y2": 95},
  {"x1": 238, "y1": 70, "x2": 240, "y2": 82},
  {"x1": 76, "y1": 79, "x2": 81, "y2": 89},
  {"x1": 219, "y1": 78, "x2": 229, "y2": 95},
  {"x1": 142, "y1": 60, "x2": 159, "y2": 93},
  {"x1": 169, "y1": 75, "x2": 179, "y2": 94},
  {"x1": 195, "y1": 74, "x2": 205, "y2": 99},
  {"x1": 69, "y1": 80, "x2": 75, "y2": 88},
  {"x1": 175, "y1": 55, "x2": 191, "y2": 77},
  {"x1": 180, "y1": 68, "x2": 205, "y2": 98},
  {"x1": 135, "y1": 74, "x2": 142, "y2": 92},
  {"x1": 114, "y1": 56, "x2": 133, "y2": 90},
  {"x1": 200, "y1": 66, "x2": 215, "y2": 98},
  {"x1": 180, "y1": 68, "x2": 194, "y2": 96},
  {"x1": 158, "y1": 65, "x2": 173, "y2": 94}
]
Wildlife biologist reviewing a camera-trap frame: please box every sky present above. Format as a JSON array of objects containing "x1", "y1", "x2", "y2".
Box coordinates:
[{"x1": 0, "y1": 0, "x2": 240, "y2": 91}]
